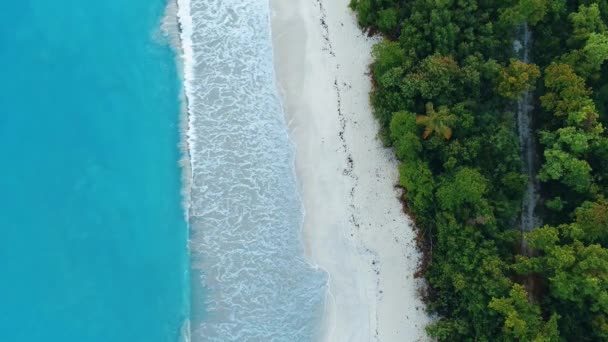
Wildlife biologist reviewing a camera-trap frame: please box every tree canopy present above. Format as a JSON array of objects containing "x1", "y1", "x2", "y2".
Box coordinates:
[{"x1": 351, "y1": 0, "x2": 608, "y2": 340}]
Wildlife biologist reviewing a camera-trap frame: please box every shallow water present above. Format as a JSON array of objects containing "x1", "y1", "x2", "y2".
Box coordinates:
[
  {"x1": 0, "y1": 1, "x2": 189, "y2": 341},
  {"x1": 177, "y1": 0, "x2": 327, "y2": 340}
]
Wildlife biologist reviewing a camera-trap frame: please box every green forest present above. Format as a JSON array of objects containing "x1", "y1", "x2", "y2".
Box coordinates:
[{"x1": 349, "y1": 0, "x2": 608, "y2": 340}]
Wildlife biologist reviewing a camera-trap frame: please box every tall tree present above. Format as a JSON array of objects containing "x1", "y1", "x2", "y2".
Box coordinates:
[{"x1": 416, "y1": 103, "x2": 456, "y2": 140}]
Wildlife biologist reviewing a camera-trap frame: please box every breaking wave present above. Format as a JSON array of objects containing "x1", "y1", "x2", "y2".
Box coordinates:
[{"x1": 176, "y1": 0, "x2": 327, "y2": 340}]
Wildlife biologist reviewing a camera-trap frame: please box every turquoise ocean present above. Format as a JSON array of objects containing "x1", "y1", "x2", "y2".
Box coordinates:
[
  {"x1": 0, "y1": 1, "x2": 189, "y2": 341},
  {"x1": 0, "y1": 0, "x2": 327, "y2": 340}
]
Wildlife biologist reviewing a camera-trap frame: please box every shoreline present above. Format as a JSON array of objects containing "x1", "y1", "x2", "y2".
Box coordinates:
[
  {"x1": 174, "y1": 0, "x2": 194, "y2": 223},
  {"x1": 172, "y1": 0, "x2": 193, "y2": 342},
  {"x1": 270, "y1": 0, "x2": 430, "y2": 341},
  {"x1": 162, "y1": 1, "x2": 193, "y2": 341},
  {"x1": 175, "y1": 0, "x2": 329, "y2": 339}
]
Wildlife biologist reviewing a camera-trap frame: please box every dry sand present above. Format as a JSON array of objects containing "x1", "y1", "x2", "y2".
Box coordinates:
[{"x1": 270, "y1": 0, "x2": 431, "y2": 341}]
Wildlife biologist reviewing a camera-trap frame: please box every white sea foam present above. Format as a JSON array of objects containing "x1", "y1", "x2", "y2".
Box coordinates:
[
  {"x1": 161, "y1": 0, "x2": 194, "y2": 223},
  {"x1": 160, "y1": 4, "x2": 194, "y2": 340},
  {"x1": 179, "y1": 319, "x2": 191, "y2": 342},
  {"x1": 176, "y1": 0, "x2": 327, "y2": 340}
]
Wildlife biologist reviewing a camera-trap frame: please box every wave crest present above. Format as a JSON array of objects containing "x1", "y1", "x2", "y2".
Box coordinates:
[{"x1": 176, "y1": 0, "x2": 328, "y2": 340}]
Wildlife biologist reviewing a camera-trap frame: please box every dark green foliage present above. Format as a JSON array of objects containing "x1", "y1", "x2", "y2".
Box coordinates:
[
  {"x1": 353, "y1": 1, "x2": 531, "y2": 340},
  {"x1": 399, "y1": 160, "x2": 434, "y2": 221},
  {"x1": 573, "y1": 199, "x2": 608, "y2": 243},
  {"x1": 515, "y1": 224, "x2": 608, "y2": 340},
  {"x1": 436, "y1": 168, "x2": 490, "y2": 219},
  {"x1": 352, "y1": 0, "x2": 608, "y2": 340},
  {"x1": 528, "y1": 6, "x2": 608, "y2": 339}
]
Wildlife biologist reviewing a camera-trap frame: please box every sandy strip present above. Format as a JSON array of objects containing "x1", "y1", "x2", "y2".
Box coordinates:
[{"x1": 270, "y1": 0, "x2": 430, "y2": 341}]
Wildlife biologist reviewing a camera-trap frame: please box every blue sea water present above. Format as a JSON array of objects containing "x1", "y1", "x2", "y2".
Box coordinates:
[{"x1": 0, "y1": 1, "x2": 189, "y2": 341}]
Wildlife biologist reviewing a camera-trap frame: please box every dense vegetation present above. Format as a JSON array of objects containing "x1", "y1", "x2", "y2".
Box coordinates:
[{"x1": 349, "y1": 0, "x2": 608, "y2": 340}]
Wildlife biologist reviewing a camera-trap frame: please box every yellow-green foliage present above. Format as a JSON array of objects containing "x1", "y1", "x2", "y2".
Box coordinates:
[{"x1": 497, "y1": 59, "x2": 540, "y2": 99}]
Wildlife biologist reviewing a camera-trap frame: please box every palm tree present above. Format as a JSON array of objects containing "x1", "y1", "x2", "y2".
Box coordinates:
[{"x1": 416, "y1": 103, "x2": 456, "y2": 140}]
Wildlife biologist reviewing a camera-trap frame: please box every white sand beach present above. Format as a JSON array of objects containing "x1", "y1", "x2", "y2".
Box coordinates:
[{"x1": 270, "y1": 0, "x2": 431, "y2": 341}]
